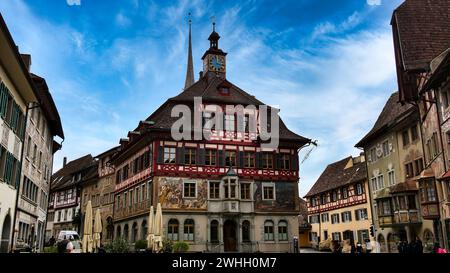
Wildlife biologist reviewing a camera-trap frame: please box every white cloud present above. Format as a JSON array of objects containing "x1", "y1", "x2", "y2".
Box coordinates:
[
  {"x1": 115, "y1": 12, "x2": 131, "y2": 28},
  {"x1": 367, "y1": 0, "x2": 382, "y2": 6}
]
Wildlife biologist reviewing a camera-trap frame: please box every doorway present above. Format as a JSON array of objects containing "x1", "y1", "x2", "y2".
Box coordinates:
[
  {"x1": 1, "y1": 214, "x2": 11, "y2": 253},
  {"x1": 223, "y1": 220, "x2": 237, "y2": 252}
]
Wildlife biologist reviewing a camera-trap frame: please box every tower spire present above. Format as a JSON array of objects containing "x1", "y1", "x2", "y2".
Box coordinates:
[{"x1": 184, "y1": 13, "x2": 195, "y2": 89}]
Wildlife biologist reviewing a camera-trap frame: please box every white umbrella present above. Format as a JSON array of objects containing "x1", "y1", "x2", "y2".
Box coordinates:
[
  {"x1": 93, "y1": 208, "x2": 102, "y2": 250},
  {"x1": 82, "y1": 200, "x2": 93, "y2": 253},
  {"x1": 146, "y1": 206, "x2": 154, "y2": 250},
  {"x1": 153, "y1": 203, "x2": 163, "y2": 252}
]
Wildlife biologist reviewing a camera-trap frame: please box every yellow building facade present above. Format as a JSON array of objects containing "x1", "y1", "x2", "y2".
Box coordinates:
[{"x1": 305, "y1": 155, "x2": 374, "y2": 250}]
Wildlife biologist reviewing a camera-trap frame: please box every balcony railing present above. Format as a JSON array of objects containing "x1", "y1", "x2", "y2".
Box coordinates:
[{"x1": 393, "y1": 210, "x2": 420, "y2": 224}]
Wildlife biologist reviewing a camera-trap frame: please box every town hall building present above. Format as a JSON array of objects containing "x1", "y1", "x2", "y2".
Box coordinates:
[{"x1": 111, "y1": 22, "x2": 311, "y2": 252}]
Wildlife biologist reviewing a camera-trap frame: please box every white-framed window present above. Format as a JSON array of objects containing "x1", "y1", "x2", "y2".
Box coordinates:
[
  {"x1": 183, "y1": 181, "x2": 196, "y2": 198},
  {"x1": 278, "y1": 221, "x2": 288, "y2": 241},
  {"x1": 355, "y1": 209, "x2": 368, "y2": 220},
  {"x1": 332, "y1": 232, "x2": 341, "y2": 241},
  {"x1": 321, "y1": 213, "x2": 329, "y2": 223},
  {"x1": 262, "y1": 183, "x2": 275, "y2": 200},
  {"x1": 264, "y1": 220, "x2": 274, "y2": 241},
  {"x1": 240, "y1": 183, "x2": 251, "y2": 200},
  {"x1": 377, "y1": 175, "x2": 384, "y2": 190},
  {"x1": 342, "y1": 211, "x2": 352, "y2": 223},
  {"x1": 167, "y1": 219, "x2": 179, "y2": 241},
  {"x1": 382, "y1": 140, "x2": 389, "y2": 157},
  {"x1": 163, "y1": 147, "x2": 176, "y2": 164},
  {"x1": 224, "y1": 114, "x2": 235, "y2": 131},
  {"x1": 355, "y1": 183, "x2": 363, "y2": 195},
  {"x1": 309, "y1": 215, "x2": 320, "y2": 224},
  {"x1": 371, "y1": 177, "x2": 378, "y2": 191},
  {"x1": 331, "y1": 214, "x2": 339, "y2": 224},
  {"x1": 388, "y1": 170, "x2": 395, "y2": 186},
  {"x1": 209, "y1": 181, "x2": 220, "y2": 199},
  {"x1": 183, "y1": 219, "x2": 195, "y2": 241},
  {"x1": 369, "y1": 147, "x2": 376, "y2": 163}
]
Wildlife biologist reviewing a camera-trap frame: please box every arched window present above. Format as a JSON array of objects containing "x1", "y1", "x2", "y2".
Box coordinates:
[
  {"x1": 242, "y1": 220, "x2": 251, "y2": 242},
  {"x1": 378, "y1": 234, "x2": 386, "y2": 253},
  {"x1": 264, "y1": 220, "x2": 274, "y2": 241},
  {"x1": 167, "y1": 219, "x2": 179, "y2": 241},
  {"x1": 116, "y1": 225, "x2": 122, "y2": 239},
  {"x1": 141, "y1": 220, "x2": 147, "y2": 240},
  {"x1": 278, "y1": 220, "x2": 288, "y2": 241},
  {"x1": 423, "y1": 229, "x2": 434, "y2": 252},
  {"x1": 123, "y1": 224, "x2": 129, "y2": 242},
  {"x1": 210, "y1": 220, "x2": 219, "y2": 243},
  {"x1": 132, "y1": 222, "x2": 138, "y2": 242},
  {"x1": 106, "y1": 217, "x2": 114, "y2": 240},
  {"x1": 184, "y1": 219, "x2": 195, "y2": 241}
]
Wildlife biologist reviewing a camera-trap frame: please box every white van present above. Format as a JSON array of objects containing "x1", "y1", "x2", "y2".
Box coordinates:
[{"x1": 57, "y1": 230, "x2": 80, "y2": 241}]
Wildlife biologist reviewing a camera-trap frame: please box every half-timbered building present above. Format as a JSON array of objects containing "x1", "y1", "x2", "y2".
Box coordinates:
[
  {"x1": 304, "y1": 154, "x2": 372, "y2": 249},
  {"x1": 111, "y1": 24, "x2": 311, "y2": 252}
]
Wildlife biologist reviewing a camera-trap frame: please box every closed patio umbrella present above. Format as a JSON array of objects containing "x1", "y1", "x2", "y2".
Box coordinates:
[
  {"x1": 153, "y1": 203, "x2": 163, "y2": 252},
  {"x1": 146, "y1": 206, "x2": 154, "y2": 250},
  {"x1": 93, "y1": 208, "x2": 102, "y2": 250},
  {"x1": 82, "y1": 200, "x2": 93, "y2": 253}
]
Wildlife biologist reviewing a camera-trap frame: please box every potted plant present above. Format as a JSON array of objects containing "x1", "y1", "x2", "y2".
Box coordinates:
[{"x1": 173, "y1": 242, "x2": 189, "y2": 253}]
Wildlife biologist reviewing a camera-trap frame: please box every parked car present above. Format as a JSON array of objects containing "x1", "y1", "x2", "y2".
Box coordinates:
[{"x1": 57, "y1": 230, "x2": 80, "y2": 241}]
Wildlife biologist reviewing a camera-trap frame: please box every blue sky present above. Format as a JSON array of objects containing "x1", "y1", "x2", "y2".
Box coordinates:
[{"x1": 0, "y1": 0, "x2": 404, "y2": 197}]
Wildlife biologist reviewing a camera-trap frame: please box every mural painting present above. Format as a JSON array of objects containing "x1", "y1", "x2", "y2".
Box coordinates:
[
  {"x1": 254, "y1": 182, "x2": 296, "y2": 211},
  {"x1": 157, "y1": 177, "x2": 207, "y2": 210}
]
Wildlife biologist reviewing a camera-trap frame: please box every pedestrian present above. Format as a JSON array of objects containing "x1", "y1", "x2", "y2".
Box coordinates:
[
  {"x1": 57, "y1": 238, "x2": 70, "y2": 253},
  {"x1": 365, "y1": 239, "x2": 372, "y2": 253},
  {"x1": 48, "y1": 236, "x2": 56, "y2": 247},
  {"x1": 433, "y1": 242, "x2": 448, "y2": 254},
  {"x1": 356, "y1": 242, "x2": 363, "y2": 254},
  {"x1": 415, "y1": 237, "x2": 423, "y2": 254}
]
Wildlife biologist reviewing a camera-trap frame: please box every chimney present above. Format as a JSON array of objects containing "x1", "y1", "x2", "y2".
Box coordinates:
[
  {"x1": 63, "y1": 157, "x2": 67, "y2": 167},
  {"x1": 20, "y1": 54, "x2": 32, "y2": 72}
]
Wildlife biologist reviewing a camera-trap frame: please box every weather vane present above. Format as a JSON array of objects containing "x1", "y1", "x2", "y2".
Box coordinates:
[{"x1": 210, "y1": 15, "x2": 216, "y2": 31}]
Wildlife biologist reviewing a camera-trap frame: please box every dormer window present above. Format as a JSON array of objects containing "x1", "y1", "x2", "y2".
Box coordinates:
[{"x1": 219, "y1": 87, "x2": 229, "y2": 95}]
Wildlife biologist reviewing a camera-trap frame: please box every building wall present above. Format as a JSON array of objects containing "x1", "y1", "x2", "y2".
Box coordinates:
[
  {"x1": 0, "y1": 62, "x2": 27, "y2": 252},
  {"x1": 364, "y1": 132, "x2": 400, "y2": 243},
  {"x1": 80, "y1": 174, "x2": 114, "y2": 243},
  {"x1": 16, "y1": 106, "x2": 53, "y2": 251},
  {"x1": 308, "y1": 181, "x2": 373, "y2": 248}
]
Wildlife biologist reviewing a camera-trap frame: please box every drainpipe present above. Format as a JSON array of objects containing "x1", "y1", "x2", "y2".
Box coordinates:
[
  {"x1": 10, "y1": 102, "x2": 40, "y2": 252},
  {"x1": 357, "y1": 147, "x2": 377, "y2": 242}
]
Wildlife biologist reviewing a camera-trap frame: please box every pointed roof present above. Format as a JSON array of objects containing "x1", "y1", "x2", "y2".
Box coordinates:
[
  {"x1": 304, "y1": 156, "x2": 367, "y2": 198},
  {"x1": 184, "y1": 17, "x2": 195, "y2": 90},
  {"x1": 51, "y1": 154, "x2": 97, "y2": 191},
  {"x1": 355, "y1": 91, "x2": 414, "y2": 148}
]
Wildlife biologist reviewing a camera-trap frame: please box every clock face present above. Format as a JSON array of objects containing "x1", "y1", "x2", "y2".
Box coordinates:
[{"x1": 209, "y1": 55, "x2": 225, "y2": 72}]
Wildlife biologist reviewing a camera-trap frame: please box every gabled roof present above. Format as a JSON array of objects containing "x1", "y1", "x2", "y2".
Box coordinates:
[
  {"x1": 392, "y1": 0, "x2": 450, "y2": 71},
  {"x1": 355, "y1": 92, "x2": 413, "y2": 148},
  {"x1": 51, "y1": 154, "x2": 96, "y2": 191},
  {"x1": 304, "y1": 156, "x2": 367, "y2": 198},
  {"x1": 140, "y1": 75, "x2": 310, "y2": 144},
  {"x1": 30, "y1": 73, "x2": 64, "y2": 139}
]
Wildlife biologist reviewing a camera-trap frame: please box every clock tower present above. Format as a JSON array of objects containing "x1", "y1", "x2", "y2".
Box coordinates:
[{"x1": 201, "y1": 23, "x2": 227, "y2": 79}]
